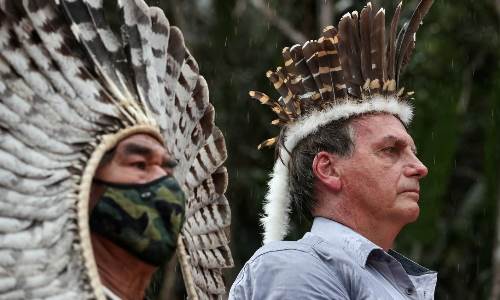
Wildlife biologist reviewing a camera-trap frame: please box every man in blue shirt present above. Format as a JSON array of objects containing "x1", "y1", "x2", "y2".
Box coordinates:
[{"x1": 230, "y1": 0, "x2": 436, "y2": 299}]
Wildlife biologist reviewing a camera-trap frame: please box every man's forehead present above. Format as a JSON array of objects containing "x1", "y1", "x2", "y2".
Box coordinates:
[
  {"x1": 119, "y1": 134, "x2": 162, "y2": 146},
  {"x1": 116, "y1": 134, "x2": 167, "y2": 154},
  {"x1": 351, "y1": 114, "x2": 414, "y2": 144}
]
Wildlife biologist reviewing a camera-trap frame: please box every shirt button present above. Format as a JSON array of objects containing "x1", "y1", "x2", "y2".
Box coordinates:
[{"x1": 405, "y1": 287, "x2": 415, "y2": 295}]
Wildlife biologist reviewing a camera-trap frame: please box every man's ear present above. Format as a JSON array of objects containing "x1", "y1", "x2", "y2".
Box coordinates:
[{"x1": 312, "y1": 151, "x2": 342, "y2": 192}]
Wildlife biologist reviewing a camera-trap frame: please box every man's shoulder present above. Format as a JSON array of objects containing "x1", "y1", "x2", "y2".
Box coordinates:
[
  {"x1": 244, "y1": 233, "x2": 357, "y2": 277},
  {"x1": 229, "y1": 235, "x2": 351, "y2": 299},
  {"x1": 248, "y1": 233, "x2": 353, "y2": 266},
  {"x1": 247, "y1": 234, "x2": 322, "y2": 265}
]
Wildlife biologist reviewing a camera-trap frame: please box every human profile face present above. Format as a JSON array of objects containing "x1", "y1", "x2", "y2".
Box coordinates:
[
  {"x1": 94, "y1": 133, "x2": 176, "y2": 184},
  {"x1": 337, "y1": 114, "x2": 428, "y2": 227}
]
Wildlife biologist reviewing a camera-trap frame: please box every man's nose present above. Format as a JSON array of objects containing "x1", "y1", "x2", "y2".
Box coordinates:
[
  {"x1": 147, "y1": 165, "x2": 168, "y2": 181},
  {"x1": 404, "y1": 154, "x2": 428, "y2": 179}
]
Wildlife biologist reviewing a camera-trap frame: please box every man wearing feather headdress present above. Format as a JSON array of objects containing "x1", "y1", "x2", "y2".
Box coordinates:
[
  {"x1": 230, "y1": 1, "x2": 437, "y2": 299},
  {"x1": 0, "y1": 0, "x2": 232, "y2": 299}
]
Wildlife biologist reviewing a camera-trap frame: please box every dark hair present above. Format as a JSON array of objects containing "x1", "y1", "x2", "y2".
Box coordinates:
[{"x1": 285, "y1": 118, "x2": 355, "y2": 218}]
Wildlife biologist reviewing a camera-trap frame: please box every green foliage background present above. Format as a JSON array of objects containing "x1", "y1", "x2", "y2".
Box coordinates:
[{"x1": 147, "y1": 0, "x2": 500, "y2": 298}]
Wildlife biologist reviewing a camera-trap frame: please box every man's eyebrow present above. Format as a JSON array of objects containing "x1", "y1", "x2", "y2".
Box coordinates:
[
  {"x1": 123, "y1": 143, "x2": 153, "y2": 157},
  {"x1": 379, "y1": 135, "x2": 400, "y2": 145},
  {"x1": 379, "y1": 135, "x2": 418, "y2": 153}
]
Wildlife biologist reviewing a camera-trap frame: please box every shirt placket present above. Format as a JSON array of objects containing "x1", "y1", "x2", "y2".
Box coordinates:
[
  {"x1": 368, "y1": 252, "x2": 420, "y2": 300},
  {"x1": 385, "y1": 257, "x2": 420, "y2": 300}
]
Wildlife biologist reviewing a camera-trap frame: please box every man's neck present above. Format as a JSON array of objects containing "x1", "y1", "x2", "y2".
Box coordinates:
[
  {"x1": 349, "y1": 218, "x2": 400, "y2": 251},
  {"x1": 317, "y1": 214, "x2": 400, "y2": 250},
  {"x1": 313, "y1": 201, "x2": 402, "y2": 251},
  {"x1": 91, "y1": 233, "x2": 157, "y2": 300}
]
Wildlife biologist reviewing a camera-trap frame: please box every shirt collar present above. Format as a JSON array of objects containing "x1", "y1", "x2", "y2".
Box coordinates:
[
  {"x1": 310, "y1": 217, "x2": 436, "y2": 276},
  {"x1": 310, "y1": 217, "x2": 381, "y2": 268}
]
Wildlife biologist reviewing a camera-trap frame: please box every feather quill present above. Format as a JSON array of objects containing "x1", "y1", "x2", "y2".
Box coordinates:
[
  {"x1": 359, "y1": 3, "x2": 372, "y2": 82},
  {"x1": 338, "y1": 13, "x2": 362, "y2": 98},
  {"x1": 22, "y1": 0, "x2": 119, "y2": 119},
  {"x1": 59, "y1": 0, "x2": 133, "y2": 103},
  {"x1": 321, "y1": 26, "x2": 348, "y2": 99},
  {"x1": 290, "y1": 44, "x2": 317, "y2": 93},
  {"x1": 395, "y1": 0, "x2": 433, "y2": 83},
  {"x1": 302, "y1": 40, "x2": 323, "y2": 98},
  {"x1": 370, "y1": 8, "x2": 386, "y2": 93},
  {"x1": 387, "y1": 1, "x2": 402, "y2": 81}
]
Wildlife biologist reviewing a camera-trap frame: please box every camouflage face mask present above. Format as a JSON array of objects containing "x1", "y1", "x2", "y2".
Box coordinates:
[{"x1": 90, "y1": 175, "x2": 186, "y2": 266}]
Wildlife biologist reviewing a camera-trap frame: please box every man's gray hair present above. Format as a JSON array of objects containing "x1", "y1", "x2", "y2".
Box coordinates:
[{"x1": 287, "y1": 118, "x2": 355, "y2": 218}]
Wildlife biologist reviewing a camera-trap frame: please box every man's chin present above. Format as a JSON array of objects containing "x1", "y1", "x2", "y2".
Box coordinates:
[
  {"x1": 394, "y1": 197, "x2": 420, "y2": 223},
  {"x1": 402, "y1": 202, "x2": 420, "y2": 223}
]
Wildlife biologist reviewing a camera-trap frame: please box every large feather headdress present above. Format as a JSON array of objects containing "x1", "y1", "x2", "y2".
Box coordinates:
[
  {"x1": 251, "y1": 0, "x2": 433, "y2": 244},
  {"x1": 0, "y1": 0, "x2": 232, "y2": 299}
]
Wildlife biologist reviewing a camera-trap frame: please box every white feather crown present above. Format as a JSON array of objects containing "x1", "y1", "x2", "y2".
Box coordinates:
[{"x1": 250, "y1": 0, "x2": 433, "y2": 244}]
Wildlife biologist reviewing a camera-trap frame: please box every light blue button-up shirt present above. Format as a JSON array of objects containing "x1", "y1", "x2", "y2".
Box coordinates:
[{"x1": 229, "y1": 217, "x2": 437, "y2": 299}]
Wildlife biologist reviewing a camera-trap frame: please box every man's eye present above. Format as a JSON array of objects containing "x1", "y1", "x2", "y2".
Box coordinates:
[
  {"x1": 383, "y1": 146, "x2": 398, "y2": 154},
  {"x1": 132, "y1": 162, "x2": 147, "y2": 170},
  {"x1": 163, "y1": 159, "x2": 178, "y2": 169}
]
